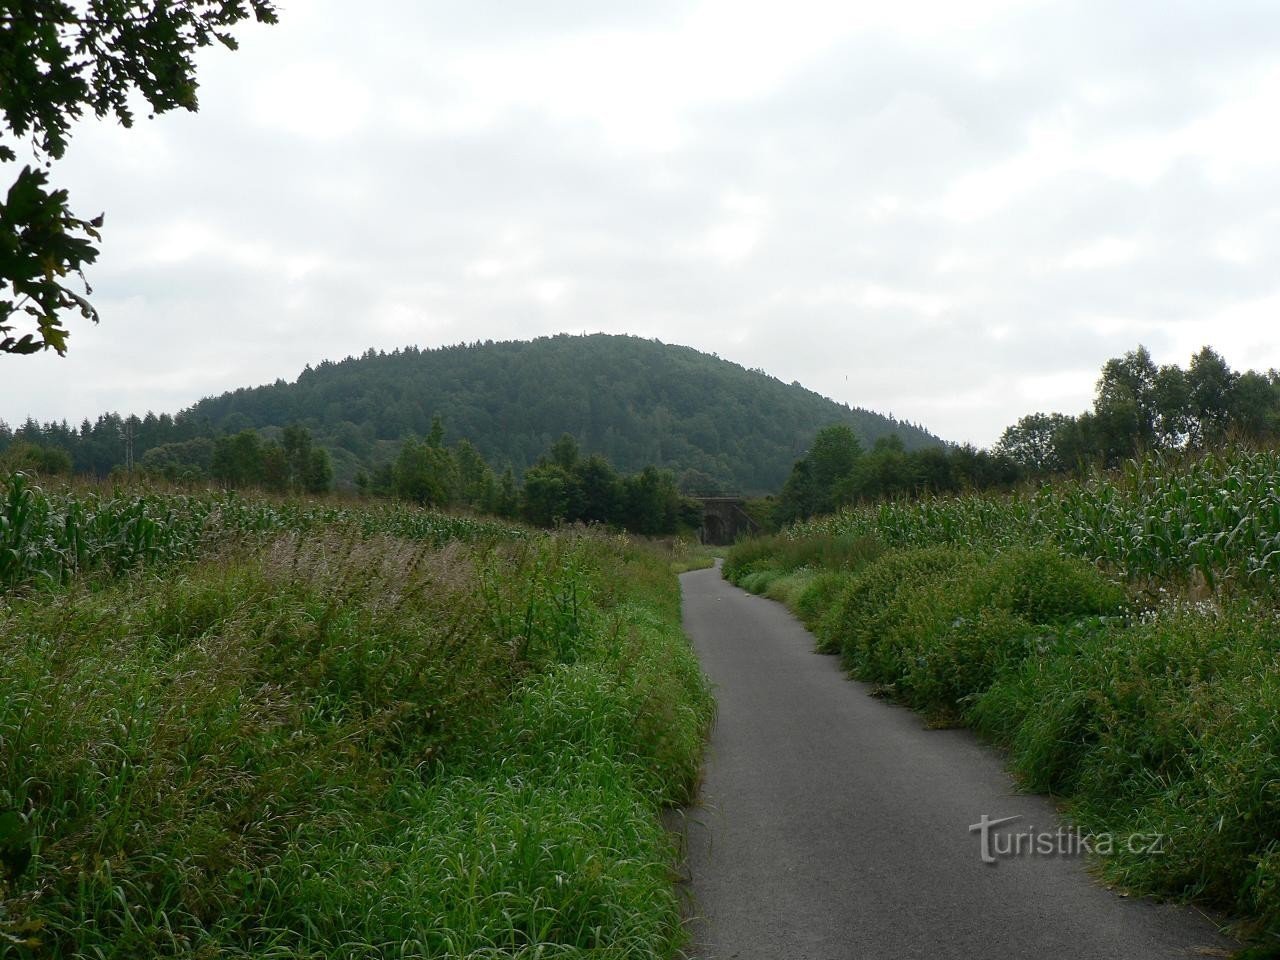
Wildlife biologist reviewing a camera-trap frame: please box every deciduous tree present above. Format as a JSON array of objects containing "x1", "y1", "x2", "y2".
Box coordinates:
[{"x1": 1, "y1": 0, "x2": 277, "y2": 354}]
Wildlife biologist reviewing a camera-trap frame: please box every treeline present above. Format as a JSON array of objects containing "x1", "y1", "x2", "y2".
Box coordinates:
[
  {"x1": 0, "y1": 411, "x2": 340, "y2": 492},
  {"x1": 773, "y1": 427, "x2": 1019, "y2": 525},
  {"x1": 361, "y1": 420, "x2": 698, "y2": 535},
  {"x1": 0, "y1": 410, "x2": 213, "y2": 478},
  {"x1": 996, "y1": 345, "x2": 1280, "y2": 472},
  {"x1": 0, "y1": 413, "x2": 696, "y2": 535},
  {"x1": 521, "y1": 436, "x2": 701, "y2": 534},
  {"x1": 773, "y1": 344, "x2": 1280, "y2": 527},
  {"x1": 0, "y1": 420, "x2": 337, "y2": 495}
]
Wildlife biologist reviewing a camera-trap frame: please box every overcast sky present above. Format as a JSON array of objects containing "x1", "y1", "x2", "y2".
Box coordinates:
[{"x1": 4, "y1": 0, "x2": 1280, "y2": 446}]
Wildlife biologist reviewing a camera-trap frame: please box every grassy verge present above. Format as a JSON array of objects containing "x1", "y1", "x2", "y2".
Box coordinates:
[
  {"x1": 666, "y1": 538, "x2": 722, "y2": 575},
  {"x1": 724, "y1": 450, "x2": 1280, "y2": 944},
  {"x1": 1, "y1": 507, "x2": 712, "y2": 957}
]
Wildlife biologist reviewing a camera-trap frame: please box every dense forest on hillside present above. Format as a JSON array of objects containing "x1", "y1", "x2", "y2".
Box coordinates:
[{"x1": 0, "y1": 335, "x2": 939, "y2": 493}]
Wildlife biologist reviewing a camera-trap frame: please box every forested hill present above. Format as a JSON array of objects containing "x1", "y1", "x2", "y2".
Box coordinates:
[{"x1": 186, "y1": 335, "x2": 940, "y2": 493}]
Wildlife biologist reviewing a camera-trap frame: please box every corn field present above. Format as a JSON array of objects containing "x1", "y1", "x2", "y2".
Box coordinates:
[
  {"x1": 792, "y1": 449, "x2": 1280, "y2": 591},
  {"x1": 0, "y1": 472, "x2": 526, "y2": 592}
]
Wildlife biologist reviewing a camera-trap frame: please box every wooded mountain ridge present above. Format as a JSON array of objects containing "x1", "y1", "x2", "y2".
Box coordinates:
[{"x1": 8, "y1": 334, "x2": 937, "y2": 493}]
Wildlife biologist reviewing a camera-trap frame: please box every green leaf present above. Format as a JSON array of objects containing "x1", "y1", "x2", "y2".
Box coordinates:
[{"x1": 0, "y1": 809, "x2": 33, "y2": 881}]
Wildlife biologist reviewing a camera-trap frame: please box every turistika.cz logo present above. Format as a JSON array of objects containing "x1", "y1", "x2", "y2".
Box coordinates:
[{"x1": 969, "y1": 814, "x2": 1165, "y2": 865}]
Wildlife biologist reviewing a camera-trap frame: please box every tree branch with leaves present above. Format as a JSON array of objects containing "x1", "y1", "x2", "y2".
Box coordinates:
[{"x1": 0, "y1": 0, "x2": 277, "y2": 355}]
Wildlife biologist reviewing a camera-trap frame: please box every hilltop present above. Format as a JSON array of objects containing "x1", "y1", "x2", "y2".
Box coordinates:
[{"x1": 185, "y1": 334, "x2": 940, "y2": 493}]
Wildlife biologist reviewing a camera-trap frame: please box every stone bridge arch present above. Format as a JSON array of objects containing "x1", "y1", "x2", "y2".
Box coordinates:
[{"x1": 694, "y1": 497, "x2": 759, "y2": 545}]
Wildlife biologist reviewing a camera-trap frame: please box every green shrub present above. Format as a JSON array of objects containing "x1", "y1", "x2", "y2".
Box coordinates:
[
  {"x1": 898, "y1": 606, "x2": 1037, "y2": 719},
  {"x1": 891, "y1": 545, "x2": 1126, "y2": 718},
  {"x1": 721, "y1": 533, "x2": 786, "y2": 582},
  {"x1": 857, "y1": 566, "x2": 966, "y2": 692},
  {"x1": 971, "y1": 602, "x2": 1280, "y2": 931},
  {"x1": 827, "y1": 546, "x2": 979, "y2": 662},
  {"x1": 794, "y1": 571, "x2": 855, "y2": 637},
  {"x1": 737, "y1": 569, "x2": 776, "y2": 594},
  {"x1": 827, "y1": 545, "x2": 1126, "y2": 714},
  {"x1": 973, "y1": 545, "x2": 1128, "y2": 624}
]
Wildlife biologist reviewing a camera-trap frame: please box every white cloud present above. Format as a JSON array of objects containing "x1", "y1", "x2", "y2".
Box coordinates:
[
  {"x1": 1059, "y1": 237, "x2": 1141, "y2": 271},
  {"x1": 249, "y1": 62, "x2": 374, "y2": 140}
]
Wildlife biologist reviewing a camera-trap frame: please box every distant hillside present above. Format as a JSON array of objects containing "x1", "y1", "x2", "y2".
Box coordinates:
[{"x1": 186, "y1": 334, "x2": 941, "y2": 494}]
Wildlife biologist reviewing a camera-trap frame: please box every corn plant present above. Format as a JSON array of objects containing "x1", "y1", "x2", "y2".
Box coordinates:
[
  {"x1": 793, "y1": 448, "x2": 1280, "y2": 592},
  {"x1": 0, "y1": 473, "x2": 528, "y2": 594}
]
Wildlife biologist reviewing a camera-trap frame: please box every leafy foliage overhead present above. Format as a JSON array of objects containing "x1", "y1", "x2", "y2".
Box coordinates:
[{"x1": 0, "y1": 0, "x2": 277, "y2": 354}]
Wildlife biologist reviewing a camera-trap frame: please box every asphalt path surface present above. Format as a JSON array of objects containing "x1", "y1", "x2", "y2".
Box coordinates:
[{"x1": 677, "y1": 562, "x2": 1235, "y2": 960}]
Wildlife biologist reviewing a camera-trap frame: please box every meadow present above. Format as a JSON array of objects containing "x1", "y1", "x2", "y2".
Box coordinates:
[
  {"x1": 725, "y1": 448, "x2": 1280, "y2": 941},
  {"x1": 0, "y1": 474, "x2": 713, "y2": 958}
]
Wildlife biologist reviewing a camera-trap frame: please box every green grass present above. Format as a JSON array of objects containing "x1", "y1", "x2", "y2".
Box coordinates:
[
  {"x1": 724, "y1": 446, "x2": 1280, "y2": 941},
  {"x1": 666, "y1": 538, "x2": 721, "y2": 575},
  {"x1": 721, "y1": 533, "x2": 884, "y2": 627},
  {"x1": 0, "y1": 490, "x2": 713, "y2": 957}
]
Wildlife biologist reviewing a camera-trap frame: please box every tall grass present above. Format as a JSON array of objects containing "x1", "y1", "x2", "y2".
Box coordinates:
[{"x1": 0, "y1": 521, "x2": 712, "y2": 956}]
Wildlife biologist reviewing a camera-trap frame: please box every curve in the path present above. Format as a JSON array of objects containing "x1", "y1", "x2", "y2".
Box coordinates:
[{"x1": 678, "y1": 563, "x2": 1234, "y2": 960}]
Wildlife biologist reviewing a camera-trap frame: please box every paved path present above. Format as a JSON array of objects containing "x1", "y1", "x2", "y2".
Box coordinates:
[{"x1": 677, "y1": 563, "x2": 1234, "y2": 960}]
